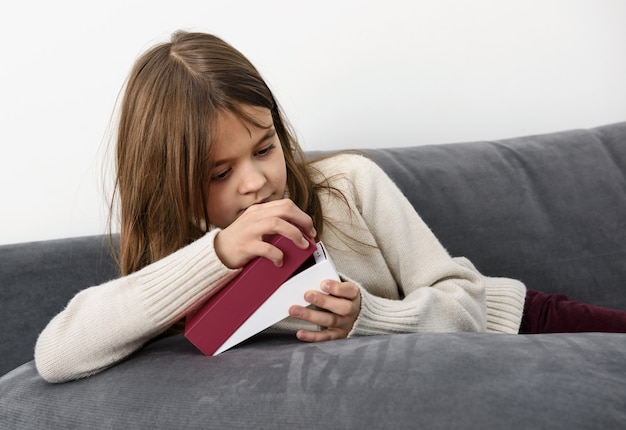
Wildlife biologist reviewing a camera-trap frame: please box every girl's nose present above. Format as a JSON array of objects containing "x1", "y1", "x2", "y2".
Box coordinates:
[{"x1": 238, "y1": 163, "x2": 267, "y2": 194}]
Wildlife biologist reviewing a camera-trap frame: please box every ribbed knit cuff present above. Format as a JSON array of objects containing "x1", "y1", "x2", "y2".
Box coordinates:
[
  {"x1": 132, "y1": 230, "x2": 240, "y2": 330},
  {"x1": 484, "y1": 277, "x2": 526, "y2": 334},
  {"x1": 348, "y1": 286, "x2": 419, "y2": 337}
]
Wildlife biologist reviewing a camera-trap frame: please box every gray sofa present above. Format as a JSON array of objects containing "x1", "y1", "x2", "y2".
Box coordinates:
[{"x1": 1, "y1": 123, "x2": 625, "y2": 429}]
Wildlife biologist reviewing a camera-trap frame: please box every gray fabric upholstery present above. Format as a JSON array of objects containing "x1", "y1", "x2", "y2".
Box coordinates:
[
  {"x1": 363, "y1": 123, "x2": 626, "y2": 310},
  {"x1": 0, "y1": 235, "x2": 119, "y2": 376},
  {"x1": 1, "y1": 122, "x2": 625, "y2": 429},
  {"x1": 2, "y1": 332, "x2": 625, "y2": 429}
]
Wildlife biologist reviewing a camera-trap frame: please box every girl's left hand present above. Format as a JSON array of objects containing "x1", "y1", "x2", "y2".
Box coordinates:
[{"x1": 288, "y1": 279, "x2": 361, "y2": 342}]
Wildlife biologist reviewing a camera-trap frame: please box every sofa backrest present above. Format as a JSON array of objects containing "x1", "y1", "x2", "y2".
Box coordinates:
[
  {"x1": 1, "y1": 122, "x2": 625, "y2": 376},
  {"x1": 0, "y1": 236, "x2": 119, "y2": 376},
  {"x1": 364, "y1": 122, "x2": 626, "y2": 311}
]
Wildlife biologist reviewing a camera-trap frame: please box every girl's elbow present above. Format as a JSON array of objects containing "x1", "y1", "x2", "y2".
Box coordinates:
[
  {"x1": 34, "y1": 336, "x2": 69, "y2": 383},
  {"x1": 34, "y1": 329, "x2": 90, "y2": 383}
]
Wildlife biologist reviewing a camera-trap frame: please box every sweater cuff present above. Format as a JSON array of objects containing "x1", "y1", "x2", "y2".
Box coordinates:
[
  {"x1": 347, "y1": 285, "x2": 419, "y2": 337},
  {"x1": 484, "y1": 277, "x2": 526, "y2": 334},
  {"x1": 131, "y1": 230, "x2": 240, "y2": 330}
]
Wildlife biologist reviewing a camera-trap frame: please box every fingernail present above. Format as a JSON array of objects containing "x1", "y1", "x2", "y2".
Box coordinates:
[
  {"x1": 305, "y1": 292, "x2": 315, "y2": 304},
  {"x1": 310, "y1": 227, "x2": 317, "y2": 238},
  {"x1": 301, "y1": 236, "x2": 309, "y2": 247},
  {"x1": 321, "y1": 281, "x2": 330, "y2": 292},
  {"x1": 290, "y1": 306, "x2": 302, "y2": 317}
]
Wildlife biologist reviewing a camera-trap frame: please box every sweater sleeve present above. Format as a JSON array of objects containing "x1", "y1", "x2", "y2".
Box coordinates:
[
  {"x1": 327, "y1": 155, "x2": 488, "y2": 336},
  {"x1": 34, "y1": 230, "x2": 239, "y2": 383}
]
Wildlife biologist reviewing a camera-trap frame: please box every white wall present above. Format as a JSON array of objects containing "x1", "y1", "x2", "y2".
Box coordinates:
[{"x1": 1, "y1": 0, "x2": 625, "y2": 245}]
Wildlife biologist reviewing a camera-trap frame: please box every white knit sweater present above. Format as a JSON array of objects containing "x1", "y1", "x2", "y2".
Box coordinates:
[{"x1": 35, "y1": 154, "x2": 526, "y2": 383}]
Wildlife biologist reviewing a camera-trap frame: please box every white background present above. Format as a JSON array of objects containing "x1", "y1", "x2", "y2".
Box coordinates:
[{"x1": 1, "y1": 0, "x2": 625, "y2": 245}]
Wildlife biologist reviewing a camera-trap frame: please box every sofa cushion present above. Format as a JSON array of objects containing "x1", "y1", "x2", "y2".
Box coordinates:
[
  {"x1": 1, "y1": 332, "x2": 625, "y2": 429},
  {"x1": 0, "y1": 236, "x2": 118, "y2": 376},
  {"x1": 1, "y1": 122, "x2": 625, "y2": 377},
  {"x1": 364, "y1": 122, "x2": 626, "y2": 311},
  {"x1": 2, "y1": 123, "x2": 626, "y2": 430}
]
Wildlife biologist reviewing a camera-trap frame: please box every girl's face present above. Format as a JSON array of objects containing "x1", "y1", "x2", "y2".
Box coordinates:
[{"x1": 206, "y1": 104, "x2": 287, "y2": 229}]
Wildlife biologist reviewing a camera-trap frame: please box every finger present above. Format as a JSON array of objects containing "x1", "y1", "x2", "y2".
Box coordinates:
[
  {"x1": 264, "y1": 218, "x2": 313, "y2": 250},
  {"x1": 296, "y1": 328, "x2": 345, "y2": 343},
  {"x1": 289, "y1": 304, "x2": 343, "y2": 329},
  {"x1": 304, "y1": 290, "x2": 355, "y2": 317},
  {"x1": 236, "y1": 239, "x2": 287, "y2": 268},
  {"x1": 320, "y1": 280, "x2": 360, "y2": 300},
  {"x1": 215, "y1": 230, "x2": 285, "y2": 268},
  {"x1": 255, "y1": 199, "x2": 316, "y2": 238},
  {"x1": 216, "y1": 199, "x2": 315, "y2": 268},
  {"x1": 243, "y1": 206, "x2": 314, "y2": 250},
  {"x1": 273, "y1": 199, "x2": 316, "y2": 238},
  {"x1": 253, "y1": 240, "x2": 286, "y2": 267}
]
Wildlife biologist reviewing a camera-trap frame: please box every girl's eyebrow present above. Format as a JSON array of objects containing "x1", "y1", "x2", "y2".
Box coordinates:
[
  {"x1": 213, "y1": 127, "x2": 277, "y2": 167},
  {"x1": 258, "y1": 127, "x2": 276, "y2": 143}
]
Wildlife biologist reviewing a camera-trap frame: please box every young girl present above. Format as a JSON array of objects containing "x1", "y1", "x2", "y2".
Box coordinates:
[{"x1": 35, "y1": 31, "x2": 626, "y2": 383}]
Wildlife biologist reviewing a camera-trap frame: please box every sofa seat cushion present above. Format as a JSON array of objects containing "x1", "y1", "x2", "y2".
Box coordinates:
[{"x1": 1, "y1": 332, "x2": 625, "y2": 429}]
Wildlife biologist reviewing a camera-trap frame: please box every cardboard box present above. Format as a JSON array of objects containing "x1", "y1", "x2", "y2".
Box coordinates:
[{"x1": 184, "y1": 235, "x2": 339, "y2": 356}]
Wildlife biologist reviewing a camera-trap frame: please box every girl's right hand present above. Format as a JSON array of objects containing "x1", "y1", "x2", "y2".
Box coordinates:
[{"x1": 213, "y1": 198, "x2": 316, "y2": 269}]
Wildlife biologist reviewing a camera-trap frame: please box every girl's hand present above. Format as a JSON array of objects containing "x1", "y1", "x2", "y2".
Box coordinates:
[
  {"x1": 214, "y1": 198, "x2": 316, "y2": 269},
  {"x1": 288, "y1": 279, "x2": 362, "y2": 342}
]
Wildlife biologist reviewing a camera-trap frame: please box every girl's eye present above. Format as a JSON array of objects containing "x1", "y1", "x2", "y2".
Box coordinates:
[
  {"x1": 211, "y1": 168, "x2": 231, "y2": 182},
  {"x1": 256, "y1": 143, "x2": 275, "y2": 157}
]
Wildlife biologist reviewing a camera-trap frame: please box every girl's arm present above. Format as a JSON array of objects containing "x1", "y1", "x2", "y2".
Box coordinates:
[
  {"x1": 293, "y1": 154, "x2": 487, "y2": 338},
  {"x1": 34, "y1": 230, "x2": 239, "y2": 383},
  {"x1": 36, "y1": 197, "x2": 315, "y2": 383},
  {"x1": 347, "y1": 154, "x2": 487, "y2": 333}
]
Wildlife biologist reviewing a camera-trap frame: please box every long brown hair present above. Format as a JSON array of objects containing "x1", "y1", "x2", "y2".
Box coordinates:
[{"x1": 111, "y1": 31, "x2": 323, "y2": 275}]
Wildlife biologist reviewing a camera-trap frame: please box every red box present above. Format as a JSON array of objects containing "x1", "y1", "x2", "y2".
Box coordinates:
[{"x1": 184, "y1": 234, "x2": 316, "y2": 356}]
